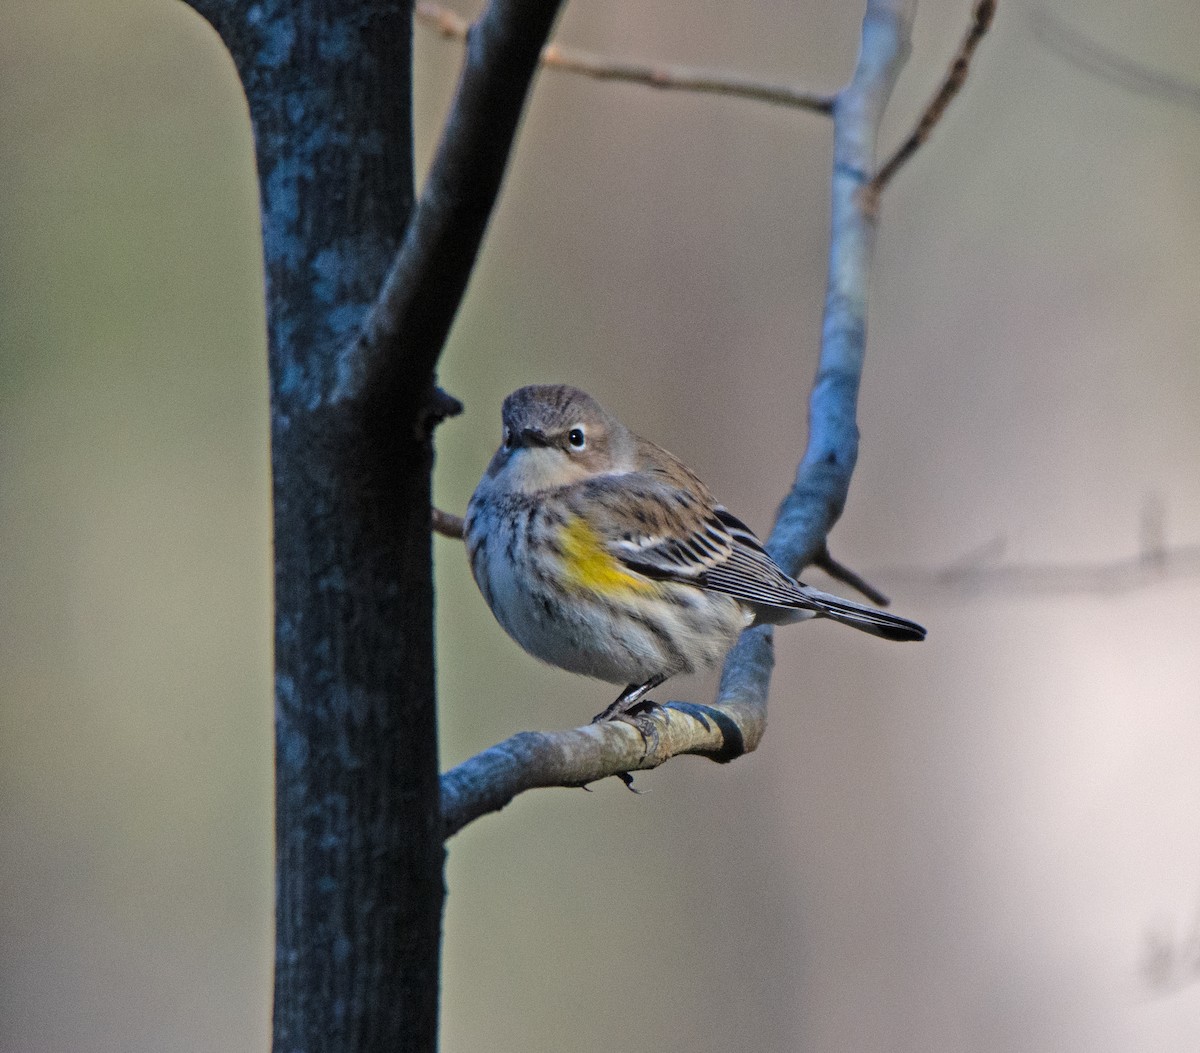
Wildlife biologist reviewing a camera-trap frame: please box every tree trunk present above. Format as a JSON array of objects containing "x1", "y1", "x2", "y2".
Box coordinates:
[{"x1": 187, "y1": 2, "x2": 444, "y2": 1050}]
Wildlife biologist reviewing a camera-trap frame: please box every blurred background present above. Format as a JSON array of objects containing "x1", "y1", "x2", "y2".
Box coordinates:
[{"x1": 3, "y1": 0, "x2": 1199, "y2": 1050}]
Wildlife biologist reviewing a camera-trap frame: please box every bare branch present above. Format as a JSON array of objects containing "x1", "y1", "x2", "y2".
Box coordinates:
[
  {"x1": 350, "y1": 0, "x2": 567, "y2": 413},
  {"x1": 440, "y1": 0, "x2": 920, "y2": 838},
  {"x1": 1033, "y1": 10, "x2": 1200, "y2": 113},
  {"x1": 415, "y1": 2, "x2": 835, "y2": 115},
  {"x1": 765, "y1": 0, "x2": 915, "y2": 578},
  {"x1": 868, "y1": 0, "x2": 997, "y2": 200}
]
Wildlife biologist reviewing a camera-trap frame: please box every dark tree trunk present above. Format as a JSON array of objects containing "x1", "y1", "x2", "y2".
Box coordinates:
[{"x1": 185, "y1": 2, "x2": 443, "y2": 1050}]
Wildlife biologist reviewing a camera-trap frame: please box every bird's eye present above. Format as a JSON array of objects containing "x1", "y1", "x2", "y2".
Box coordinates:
[
  {"x1": 567, "y1": 427, "x2": 586, "y2": 450},
  {"x1": 502, "y1": 427, "x2": 513, "y2": 450}
]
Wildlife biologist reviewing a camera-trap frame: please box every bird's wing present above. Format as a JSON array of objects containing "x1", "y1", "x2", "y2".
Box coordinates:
[
  {"x1": 570, "y1": 474, "x2": 813, "y2": 611},
  {"x1": 568, "y1": 474, "x2": 927, "y2": 641},
  {"x1": 697, "y1": 509, "x2": 817, "y2": 609}
]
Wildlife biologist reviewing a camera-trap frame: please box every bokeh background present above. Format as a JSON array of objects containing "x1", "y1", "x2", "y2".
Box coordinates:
[{"x1": 3, "y1": 1, "x2": 1200, "y2": 1050}]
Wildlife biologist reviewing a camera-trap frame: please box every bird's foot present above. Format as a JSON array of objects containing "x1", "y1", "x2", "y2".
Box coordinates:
[
  {"x1": 590, "y1": 677, "x2": 669, "y2": 775},
  {"x1": 591, "y1": 694, "x2": 660, "y2": 725},
  {"x1": 593, "y1": 700, "x2": 665, "y2": 758},
  {"x1": 609, "y1": 699, "x2": 666, "y2": 750}
]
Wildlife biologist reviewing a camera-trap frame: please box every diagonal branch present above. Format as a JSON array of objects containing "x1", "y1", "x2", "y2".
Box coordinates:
[
  {"x1": 349, "y1": 0, "x2": 568, "y2": 413},
  {"x1": 441, "y1": 0, "x2": 927, "y2": 840},
  {"x1": 416, "y1": 1, "x2": 834, "y2": 115},
  {"x1": 812, "y1": 544, "x2": 891, "y2": 606}
]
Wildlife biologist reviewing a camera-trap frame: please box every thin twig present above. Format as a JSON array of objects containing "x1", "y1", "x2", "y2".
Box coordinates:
[
  {"x1": 868, "y1": 0, "x2": 996, "y2": 200},
  {"x1": 1033, "y1": 10, "x2": 1200, "y2": 113},
  {"x1": 812, "y1": 545, "x2": 891, "y2": 606},
  {"x1": 415, "y1": 1, "x2": 834, "y2": 115}
]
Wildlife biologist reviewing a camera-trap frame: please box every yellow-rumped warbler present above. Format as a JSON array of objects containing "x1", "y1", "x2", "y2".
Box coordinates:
[{"x1": 464, "y1": 385, "x2": 925, "y2": 720}]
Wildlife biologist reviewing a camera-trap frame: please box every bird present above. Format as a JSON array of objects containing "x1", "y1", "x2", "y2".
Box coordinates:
[{"x1": 464, "y1": 384, "x2": 925, "y2": 723}]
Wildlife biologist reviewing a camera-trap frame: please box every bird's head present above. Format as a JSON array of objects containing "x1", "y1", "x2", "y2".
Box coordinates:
[{"x1": 484, "y1": 384, "x2": 634, "y2": 493}]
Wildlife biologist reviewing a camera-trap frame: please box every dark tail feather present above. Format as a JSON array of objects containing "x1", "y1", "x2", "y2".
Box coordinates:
[{"x1": 807, "y1": 588, "x2": 927, "y2": 642}]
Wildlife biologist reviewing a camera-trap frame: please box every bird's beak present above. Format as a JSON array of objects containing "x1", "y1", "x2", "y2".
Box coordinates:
[{"x1": 520, "y1": 427, "x2": 552, "y2": 448}]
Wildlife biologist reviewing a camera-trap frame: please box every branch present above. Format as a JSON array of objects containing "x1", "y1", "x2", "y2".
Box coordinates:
[
  {"x1": 765, "y1": 0, "x2": 915, "y2": 578},
  {"x1": 812, "y1": 544, "x2": 891, "y2": 606},
  {"x1": 351, "y1": 0, "x2": 568, "y2": 413},
  {"x1": 441, "y1": 0, "x2": 921, "y2": 840},
  {"x1": 441, "y1": 631, "x2": 773, "y2": 836},
  {"x1": 1033, "y1": 10, "x2": 1200, "y2": 113},
  {"x1": 868, "y1": 0, "x2": 997, "y2": 200},
  {"x1": 415, "y1": 2, "x2": 834, "y2": 115}
]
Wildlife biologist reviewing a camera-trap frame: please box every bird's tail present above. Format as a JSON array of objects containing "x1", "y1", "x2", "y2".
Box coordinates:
[{"x1": 805, "y1": 588, "x2": 927, "y2": 642}]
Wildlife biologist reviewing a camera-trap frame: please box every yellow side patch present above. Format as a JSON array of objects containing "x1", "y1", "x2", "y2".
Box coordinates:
[{"x1": 559, "y1": 516, "x2": 659, "y2": 598}]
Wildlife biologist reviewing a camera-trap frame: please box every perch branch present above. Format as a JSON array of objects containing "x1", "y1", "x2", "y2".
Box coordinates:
[
  {"x1": 351, "y1": 0, "x2": 568, "y2": 412},
  {"x1": 415, "y1": 1, "x2": 835, "y2": 115},
  {"x1": 868, "y1": 0, "x2": 996, "y2": 200},
  {"x1": 441, "y1": 0, "x2": 929, "y2": 840},
  {"x1": 441, "y1": 632, "x2": 774, "y2": 836}
]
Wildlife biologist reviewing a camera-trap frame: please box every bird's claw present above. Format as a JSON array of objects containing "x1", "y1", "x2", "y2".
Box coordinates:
[{"x1": 616, "y1": 770, "x2": 647, "y2": 794}]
